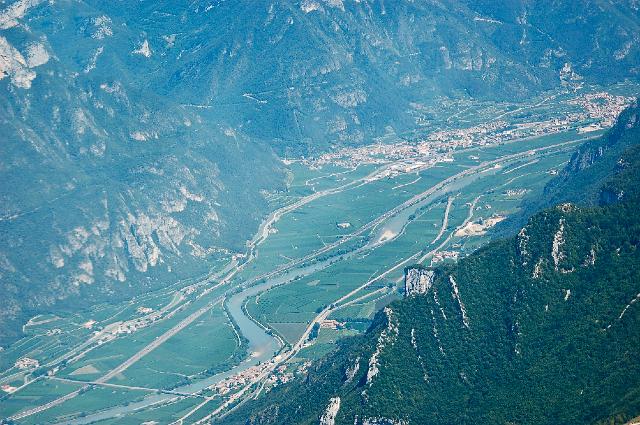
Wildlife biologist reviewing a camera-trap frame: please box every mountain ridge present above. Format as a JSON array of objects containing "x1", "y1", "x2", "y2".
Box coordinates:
[
  {"x1": 227, "y1": 103, "x2": 640, "y2": 425},
  {"x1": 2, "y1": 0, "x2": 640, "y2": 343}
]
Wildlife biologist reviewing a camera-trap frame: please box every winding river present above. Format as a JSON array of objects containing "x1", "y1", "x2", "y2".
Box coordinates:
[{"x1": 57, "y1": 138, "x2": 585, "y2": 425}]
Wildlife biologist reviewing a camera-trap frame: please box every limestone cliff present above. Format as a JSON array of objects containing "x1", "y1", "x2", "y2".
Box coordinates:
[{"x1": 403, "y1": 266, "x2": 435, "y2": 297}]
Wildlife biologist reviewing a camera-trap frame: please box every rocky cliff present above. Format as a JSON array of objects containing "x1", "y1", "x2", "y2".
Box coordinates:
[
  {"x1": 226, "y1": 105, "x2": 640, "y2": 425},
  {"x1": 2, "y1": 0, "x2": 640, "y2": 342},
  {"x1": 403, "y1": 266, "x2": 435, "y2": 297}
]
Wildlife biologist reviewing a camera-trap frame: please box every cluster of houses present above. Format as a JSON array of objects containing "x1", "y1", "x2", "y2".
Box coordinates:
[{"x1": 302, "y1": 91, "x2": 633, "y2": 180}]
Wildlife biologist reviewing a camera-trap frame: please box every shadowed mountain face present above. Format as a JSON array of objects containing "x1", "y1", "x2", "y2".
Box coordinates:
[
  {"x1": 79, "y1": 0, "x2": 640, "y2": 154},
  {"x1": 1, "y1": 0, "x2": 640, "y2": 342}
]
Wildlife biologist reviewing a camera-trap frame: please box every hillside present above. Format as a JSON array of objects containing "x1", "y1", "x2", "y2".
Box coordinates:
[
  {"x1": 496, "y1": 98, "x2": 640, "y2": 235},
  {"x1": 228, "y1": 104, "x2": 640, "y2": 424},
  {"x1": 2, "y1": 0, "x2": 640, "y2": 341}
]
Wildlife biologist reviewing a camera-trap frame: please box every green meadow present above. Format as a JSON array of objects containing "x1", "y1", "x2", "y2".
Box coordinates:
[{"x1": 0, "y1": 127, "x2": 595, "y2": 423}]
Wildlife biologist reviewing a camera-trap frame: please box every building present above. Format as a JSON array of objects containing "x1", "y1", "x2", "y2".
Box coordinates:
[{"x1": 15, "y1": 357, "x2": 39, "y2": 370}]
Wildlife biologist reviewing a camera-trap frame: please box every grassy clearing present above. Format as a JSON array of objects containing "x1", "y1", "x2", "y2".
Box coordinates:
[{"x1": 267, "y1": 322, "x2": 309, "y2": 345}]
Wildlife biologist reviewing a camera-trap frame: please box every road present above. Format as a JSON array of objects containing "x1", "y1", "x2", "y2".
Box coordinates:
[
  {"x1": 432, "y1": 195, "x2": 455, "y2": 244},
  {"x1": 50, "y1": 377, "x2": 205, "y2": 398},
  {"x1": 9, "y1": 387, "x2": 85, "y2": 421},
  {"x1": 6, "y1": 135, "x2": 593, "y2": 423}
]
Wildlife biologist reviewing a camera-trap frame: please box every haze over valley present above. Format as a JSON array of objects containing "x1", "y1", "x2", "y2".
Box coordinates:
[{"x1": 1, "y1": 1, "x2": 640, "y2": 424}]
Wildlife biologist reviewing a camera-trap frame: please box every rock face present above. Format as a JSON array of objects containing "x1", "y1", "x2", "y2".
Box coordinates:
[
  {"x1": 404, "y1": 267, "x2": 435, "y2": 297},
  {"x1": 565, "y1": 106, "x2": 640, "y2": 175},
  {"x1": 319, "y1": 397, "x2": 341, "y2": 425},
  {"x1": 2, "y1": 0, "x2": 640, "y2": 342},
  {"x1": 501, "y1": 101, "x2": 640, "y2": 235}
]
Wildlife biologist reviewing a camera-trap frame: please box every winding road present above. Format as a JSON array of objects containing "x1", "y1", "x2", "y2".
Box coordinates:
[{"x1": 8, "y1": 134, "x2": 594, "y2": 424}]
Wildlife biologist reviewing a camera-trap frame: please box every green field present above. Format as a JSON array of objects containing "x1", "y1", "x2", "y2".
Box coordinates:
[
  {"x1": 241, "y1": 134, "x2": 578, "y2": 364},
  {"x1": 0, "y1": 114, "x2": 611, "y2": 423}
]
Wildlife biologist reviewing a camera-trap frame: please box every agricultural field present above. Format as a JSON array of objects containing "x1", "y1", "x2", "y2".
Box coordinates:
[
  {"x1": 1, "y1": 83, "x2": 636, "y2": 423},
  {"x1": 243, "y1": 132, "x2": 580, "y2": 357}
]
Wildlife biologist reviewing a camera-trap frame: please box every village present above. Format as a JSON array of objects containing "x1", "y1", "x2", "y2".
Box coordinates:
[
  {"x1": 304, "y1": 91, "x2": 633, "y2": 173},
  {"x1": 210, "y1": 318, "x2": 345, "y2": 397}
]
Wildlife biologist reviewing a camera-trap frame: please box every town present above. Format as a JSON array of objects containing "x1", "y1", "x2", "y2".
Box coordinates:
[{"x1": 304, "y1": 91, "x2": 632, "y2": 173}]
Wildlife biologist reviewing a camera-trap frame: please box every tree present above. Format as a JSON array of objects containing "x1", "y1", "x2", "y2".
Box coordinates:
[{"x1": 309, "y1": 323, "x2": 321, "y2": 340}]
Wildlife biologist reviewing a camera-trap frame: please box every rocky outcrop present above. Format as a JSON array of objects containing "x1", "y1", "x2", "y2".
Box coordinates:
[
  {"x1": 344, "y1": 357, "x2": 360, "y2": 383},
  {"x1": 319, "y1": 397, "x2": 341, "y2": 425},
  {"x1": 404, "y1": 266, "x2": 435, "y2": 297},
  {"x1": 449, "y1": 276, "x2": 470, "y2": 329},
  {"x1": 357, "y1": 418, "x2": 408, "y2": 425},
  {"x1": 551, "y1": 218, "x2": 566, "y2": 271},
  {"x1": 365, "y1": 307, "x2": 398, "y2": 386}
]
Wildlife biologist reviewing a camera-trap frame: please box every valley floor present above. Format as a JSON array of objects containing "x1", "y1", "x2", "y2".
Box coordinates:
[{"x1": 1, "y1": 83, "x2": 638, "y2": 424}]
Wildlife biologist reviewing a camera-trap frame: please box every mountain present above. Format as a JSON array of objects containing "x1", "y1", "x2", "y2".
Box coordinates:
[
  {"x1": 82, "y1": 0, "x2": 640, "y2": 154},
  {"x1": 2, "y1": 0, "x2": 640, "y2": 343},
  {"x1": 496, "y1": 95, "x2": 640, "y2": 235},
  {"x1": 0, "y1": 1, "x2": 290, "y2": 343},
  {"x1": 228, "y1": 103, "x2": 640, "y2": 424}
]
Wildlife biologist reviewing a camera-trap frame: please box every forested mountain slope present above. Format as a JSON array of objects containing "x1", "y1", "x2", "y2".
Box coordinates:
[
  {"x1": 497, "y1": 97, "x2": 640, "y2": 234},
  {"x1": 2, "y1": 0, "x2": 640, "y2": 342},
  {"x1": 230, "y1": 104, "x2": 640, "y2": 424}
]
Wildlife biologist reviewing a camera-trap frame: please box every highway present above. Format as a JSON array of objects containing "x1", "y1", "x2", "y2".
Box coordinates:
[
  {"x1": 9, "y1": 387, "x2": 85, "y2": 421},
  {"x1": 96, "y1": 298, "x2": 223, "y2": 383},
  {"x1": 7, "y1": 135, "x2": 592, "y2": 424}
]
